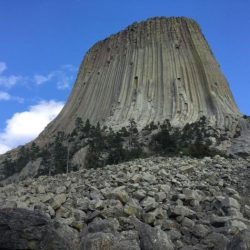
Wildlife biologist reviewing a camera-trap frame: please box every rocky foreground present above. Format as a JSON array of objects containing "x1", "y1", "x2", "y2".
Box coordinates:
[{"x1": 1, "y1": 156, "x2": 250, "y2": 249}]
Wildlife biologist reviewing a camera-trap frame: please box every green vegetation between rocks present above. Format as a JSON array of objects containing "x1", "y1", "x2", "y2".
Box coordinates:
[{"x1": 1, "y1": 116, "x2": 237, "y2": 179}]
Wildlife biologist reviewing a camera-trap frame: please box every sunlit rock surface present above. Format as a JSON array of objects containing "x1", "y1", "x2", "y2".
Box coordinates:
[{"x1": 41, "y1": 17, "x2": 240, "y2": 137}]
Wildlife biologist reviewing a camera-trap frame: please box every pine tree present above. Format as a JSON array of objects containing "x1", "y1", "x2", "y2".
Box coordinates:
[
  {"x1": 16, "y1": 146, "x2": 30, "y2": 172},
  {"x1": 150, "y1": 120, "x2": 177, "y2": 154},
  {"x1": 83, "y1": 119, "x2": 91, "y2": 134},
  {"x1": 53, "y1": 133, "x2": 67, "y2": 174},
  {"x1": 149, "y1": 121, "x2": 158, "y2": 131},
  {"x1": 119, "y1": 127, "x2": 129, "y2": 137},
  {"x1": 2, "y1": 155, "x2": 15, "y2": 177},
  {"x1": 75, "y1": 117, "x2": 84, "y2": 133},
  {"x1": 39, "y1": 148, "x2": 52, "y2": 176},
  {"x1": 128, "y1": 119, "x2": 138, "y2": 149},
  {"x1": 106, "y1": 131, "x2": 126, "y2": 164},
  {"x1": 30, "y1": 142, "x2": 39, "y2": 161}
]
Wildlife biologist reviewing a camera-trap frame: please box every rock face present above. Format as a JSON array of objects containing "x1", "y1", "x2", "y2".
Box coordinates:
[{"x1": 40, "y1": 17, "x2": 240, "y2": 138}]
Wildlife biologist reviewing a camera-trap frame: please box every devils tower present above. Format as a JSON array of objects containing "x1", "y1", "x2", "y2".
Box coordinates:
[
  {"x1": 41, "y1": 17, "x2": 240, "y2": 138},
  {"x1": 1, "y1": 16, "x2": 250, "y2": 183}
]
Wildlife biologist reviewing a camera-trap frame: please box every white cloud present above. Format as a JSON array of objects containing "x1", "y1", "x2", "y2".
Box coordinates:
[
  {"x1": 57, "y1": 72, "x2": 75, "y2": 90},
  {"x1": 0, "y1": 91, "x2": 24, "y2": 103},
  {"x1": 0, "y1": 62, "x2": 7, "y2": 74},
  {"x1": 12, "y1": 96, "x2": 24, "y2": 103},
  {"x1": 0, "y1": 144, "x2": 10, "y2": 155},
  {"x1": 0, "y1": 91, "x2": 11, "y2": 101},
  {"x1": 61, "y1": 64, "x2": 77, "y2": 71},
  {"x1": 34, "y1": 73, "x2": 54, "y2": 85},
  {"x1": 0, "y1": 75, "x2": 23, "y2": 88},
  {"x1": 0, "y1": 61, "x2": 24, "y2": 88},
  {"x1": 0, "y1": 100, "x2": 64, "y2": 154},
  {"x1": 0, "y1": 61, "x2": 77, "y2": 90},
  {"x1": 33, "y1": 64, "x2": 77, "y2": 90}
]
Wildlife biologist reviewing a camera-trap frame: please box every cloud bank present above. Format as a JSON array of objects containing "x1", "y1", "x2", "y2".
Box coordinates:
[{"x1": 0, "y1": 100, "x2": 64, "y2": 154}]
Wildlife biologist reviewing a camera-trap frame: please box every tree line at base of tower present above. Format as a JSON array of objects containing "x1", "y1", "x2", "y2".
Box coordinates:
[{"x1": 1, "y1": 116, "x2": 242, "y2": 179}]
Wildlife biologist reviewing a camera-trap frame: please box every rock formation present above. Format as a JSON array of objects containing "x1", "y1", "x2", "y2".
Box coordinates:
[
  {"x1": 1, "y1": 16, "x2": 250, "y2": 250},
  {"x1": 40, "y1": 16, "x2": 240, "y2": 139},
  {"x1": 1, "y1": 16, "x2": 250, "y2": 183}
]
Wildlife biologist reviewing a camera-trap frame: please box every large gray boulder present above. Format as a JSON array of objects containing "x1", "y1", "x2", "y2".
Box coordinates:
[
  {"x1": 227, "y1": 230, "x2": 250, "y2": 250},
  {"x1": 80, "y1": 218, "x2": 118, "y2": 250},
  {"x1": 134, "y1": 220, "x2": 174, "y2": 250},
  {"x1": 80, "y1": 218, "x2": 140, "y2": 250},
  {"x1": 0, "y1": 208, "x2": 79, "y2": 250}
]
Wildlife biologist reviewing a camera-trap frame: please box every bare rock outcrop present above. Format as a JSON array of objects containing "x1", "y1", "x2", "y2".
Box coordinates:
[{"x1": 39, "y1": 17, "x2": 240, "y2": 139}]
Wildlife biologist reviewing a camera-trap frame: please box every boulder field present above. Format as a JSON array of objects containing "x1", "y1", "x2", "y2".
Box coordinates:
[{"x1": 1, "y1": 155, "x2": 250, "y2": 249}]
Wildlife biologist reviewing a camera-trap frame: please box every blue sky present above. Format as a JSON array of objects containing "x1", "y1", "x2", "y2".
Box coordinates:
[{"x1": 0, "y1": 0, "x2": 249, "y2": 153}]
